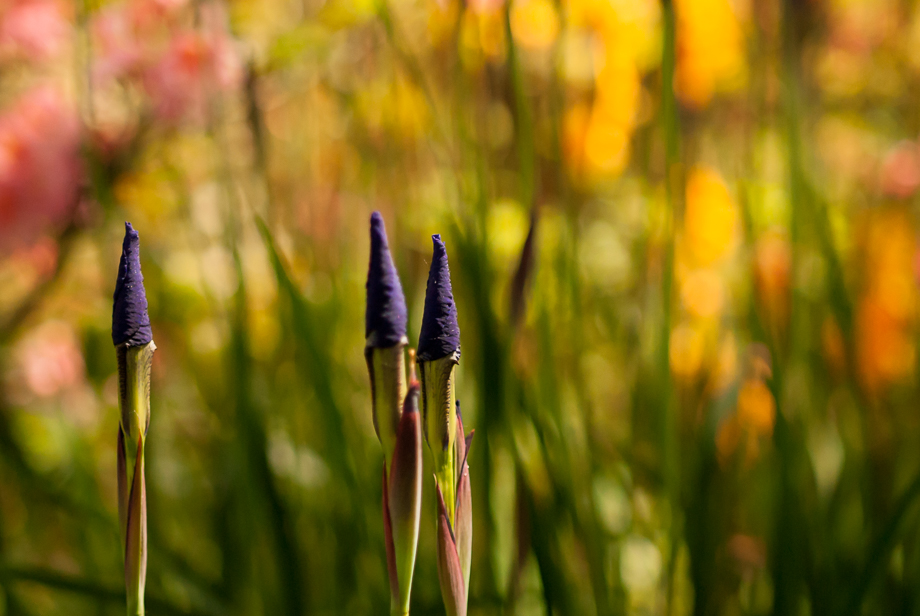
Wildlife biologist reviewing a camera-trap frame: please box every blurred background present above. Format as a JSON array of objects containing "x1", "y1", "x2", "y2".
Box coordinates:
[{"x1": 1, "y1": 0, "x2": 920, "y2": 614}]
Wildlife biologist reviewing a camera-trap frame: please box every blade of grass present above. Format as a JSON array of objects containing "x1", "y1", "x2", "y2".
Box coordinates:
[
  {"x1": 227, "y1": 256, "x2": 305, "y2": 616},
  {"x1": 659, "y1": 1, "x2": 681, "y2": 611},
  {"x1": 842, "y1": 470, "x2": 920, "y2": 616}
]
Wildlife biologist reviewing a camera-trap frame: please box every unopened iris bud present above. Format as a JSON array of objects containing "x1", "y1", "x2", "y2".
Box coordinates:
[
  {"x1": 365, "y1": 212, "x2": 409, "y2": 466},
  {"x1": 383, "y1": 382, "x2": 423, "y2": 616},
  {"x1": 418, "y1": 234, "x2": 460, "y2": 522},
  {"x1": 417, "y1": 234, "x2": 460, "y2": 362},
  {"x1": 114, "y1": 223, "x2": 156, "y2": 444},
  {"x1": 113, "y1": 222, "x2": 154, "y2": 616},
  {"x1": 434, "y1": 408, "x2": 473, "y2": 616},
  {"x1": 113, "y1": 222, "x2": 153, "y2": 348}
]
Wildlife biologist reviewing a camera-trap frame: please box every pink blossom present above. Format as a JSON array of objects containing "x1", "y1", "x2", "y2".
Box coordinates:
[
  {"x1": 92, "y1": 0, "x2": 241, "y2": 125},
  {"x1": 0, "y1": 87, "x2": 81, "y2": 253},
  {"x1": 880, "y1": 141, "x2": 920, "y2": 199},
  {"x1": 17, "y1": 321, "x2": 85, "y2": 399},
  {"x1": 142, "y1": 16, "x2": 242, "y2": 124},
  {"x1": 92, "y1": 0, "x2": 187, "y2": 81},
  {"x1": 0, "y1": 0, "x2": 69, "y2": 61},
  {"x1": 92, "y1": 6, "x2": 146, "y2": 81}
]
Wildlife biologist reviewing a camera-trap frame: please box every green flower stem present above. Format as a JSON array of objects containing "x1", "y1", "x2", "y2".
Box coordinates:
[
  {"x1": 367, "y1": 343, "x2": 408, "y2": 466},
  {"x1": 419, "y1": 355, "x2": 458, "y2": 523},
  {"x1": 116, "y1": 341, "x2": 155, "y2": 616}
]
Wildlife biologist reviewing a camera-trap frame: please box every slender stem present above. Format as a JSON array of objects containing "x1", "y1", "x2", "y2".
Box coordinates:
[{"x1": 659, "y1": 1, "x2": 680, "y2": 612}]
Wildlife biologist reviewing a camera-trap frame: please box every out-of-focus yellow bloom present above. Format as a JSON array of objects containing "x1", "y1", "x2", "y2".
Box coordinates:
[
  {"x1": 486, "y1": 199, "x2": 530, "y2": 270},
  {"x1": 674, "y1": 0, "x2": 746, "y2": 109},
  {"x1": 427, "y1": 1, "x2": 460, "y2": 49},
  {"x1": 680, "y1": 268, "x2": 724, "y2": 319},
  {"x1": 670, "y1": 322, "x2": 705, "y2": 381},
  {"x1": 856, "y1": 209, "x2": 917, "y2": 392},
  {"x1": 562, "y1": 0, "x2": 658, "y2": 179},
  {"x1": 710, "y1": 333, "x2": 738, "y2": 393},
  {"x1": 583, "y1": 49, "x2": 640, "y2": 176},
  {"x1": 510, "y1": 0, "x2": 559, "y2": 52},
  {"x1": 563, "y1": 101, "x2": 591, "y2": 174},
  {"x1": 460, "y1": 6, "x2": 506, "y2": 67},
  {"x1": 684, "y1": 166, "x2": 738, "y2": 266},
  {"x1": 583, "y1": 112, "x2": 630, "y2": 176}
]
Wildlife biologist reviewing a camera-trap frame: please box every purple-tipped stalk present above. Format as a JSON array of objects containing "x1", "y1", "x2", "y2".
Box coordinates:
[
  {"x1": 366, "y1": 212, "x2": 408, "y2": 349},
  {"x1": 416, "y1": 234, "x2": 471, "y2": 616},
  {"x1": 365, "y1": 212, "x2": 410, "y2": 467},
  {"x1": 417, "y1": 234, "x2": 461, "y2": 534},
  {"x1": 113, "y1": 222, "x2": 153, "y2": 348},
  {"x1": 113, "y1": 222, "x2": 155, "y2": 616},
  {"x1": 365, "y1": 212, "x2": 420, "y2": 615},
  {"x1": 417, "y1": 234, "x2": 459, "y2": 362}
]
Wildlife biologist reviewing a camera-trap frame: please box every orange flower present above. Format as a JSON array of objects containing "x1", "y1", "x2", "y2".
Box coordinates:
[
  {"x1": 754, "y1": 229, "x2": 791, "y2": 329},
  {"x1": 736, "y1": 379, "x2": 775, "y2": 437},
  {"x1": 857, "y1": 296, "x2": 915, "y2": 391},
  {"x1": 856, "y1": 209, "x2": 917, "y2": 392}
]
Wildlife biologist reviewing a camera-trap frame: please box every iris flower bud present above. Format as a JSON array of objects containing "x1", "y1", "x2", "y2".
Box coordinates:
[
  {"x1": 113, "y1": 222, "x2": 154, "y2": 616},
  {"x1": 366, "y1": 212, "x2": 409, "y2": 467},
  {"x1": 365, "y1": 213, "x2": 421, "y2": 615},
  {"x1": 418, "y1": 234, "x2": 461, "y2": 523}
]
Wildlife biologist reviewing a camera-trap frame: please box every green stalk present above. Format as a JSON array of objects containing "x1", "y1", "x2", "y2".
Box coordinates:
[
  {"x1": 420, "y1": 355, "x2": 458, "y2": 523},
  {"x1": 368, "y1": 344, "x2": 409, "y2": 470},
  {"x1": 117, "y1": 341, "x2": 155, "y2": 616},
  {"x1": 659, "y1": 1, "x2": 681, "y2": 612}
]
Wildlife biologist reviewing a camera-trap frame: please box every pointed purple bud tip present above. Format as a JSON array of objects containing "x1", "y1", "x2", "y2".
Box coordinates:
[
  {"x1": 418, "y1": 234, "x2": 460, "y2": 362},
  {"x1": 366, "y1": 212, "x2": 408, "y2": 347},
  {"x1": 112, "y1": 222, "x2": 152, "y2": 347}
]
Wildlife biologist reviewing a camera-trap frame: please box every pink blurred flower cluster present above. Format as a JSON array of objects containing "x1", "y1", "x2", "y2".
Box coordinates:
[
  {"x1": 0, "y1": 87, "x2": 81, "y2": 251},
  {"x1": 93, "y1": 0, "x2": 243, "y2": 124},
  {"x1": 0, "y1": 0, "x2": 243, "y2": 251},
  {"x1": 0, "y1": 0, "x2": 70, "y2": 61}
]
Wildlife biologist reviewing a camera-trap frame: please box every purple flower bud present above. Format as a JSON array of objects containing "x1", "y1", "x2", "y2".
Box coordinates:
[
  {"x1": 366, "y1": 212, "x2": 408, "y2": 348},
  {"x1": 418, "y1": 234, "x2": 460, "y2": 362},
  {"x1": 112, "y1": 222, "x2": 152, "y2": 347}
]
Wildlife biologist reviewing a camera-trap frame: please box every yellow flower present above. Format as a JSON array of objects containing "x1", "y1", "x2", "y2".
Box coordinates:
[
  {"x1": 670, "y1": 322, "x2": 705, "y2": 381},
  {"x1": 562, "y1": 0, "x2": 657, "y2": 179},
  {"x1": 674, "y1": 0, "x2": 746, "y2": 109},
  {"x1": 683, "y1": 166, "x2": 738, "y2": 265},
  {"x1": 680, "y1": 268, "x2": 724, "y2": 319},
  {"x1": 511, "y1": 0, "x2": 560, "y2": 51}
]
